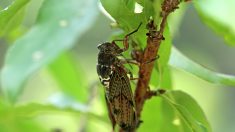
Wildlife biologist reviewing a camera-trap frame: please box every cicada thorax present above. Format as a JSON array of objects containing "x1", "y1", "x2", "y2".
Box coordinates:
[{"x1": 97, "y1": 42, "x2": 121, "y2": 87}]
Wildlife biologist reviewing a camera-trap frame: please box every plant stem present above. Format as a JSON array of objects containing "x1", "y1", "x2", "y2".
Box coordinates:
[{"x1": 134, "y1": 0, "x2": 180, "y2": 129}]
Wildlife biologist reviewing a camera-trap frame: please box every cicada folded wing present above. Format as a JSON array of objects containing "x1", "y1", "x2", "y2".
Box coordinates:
[
  {"x1": 108, "y1": 66, "x2": 137, "y2": 131},
  {"x1": 105, "y1": 95, "x2": 116, "y2": 130}
]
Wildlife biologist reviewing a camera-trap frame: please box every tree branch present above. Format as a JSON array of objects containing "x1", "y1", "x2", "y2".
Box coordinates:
[{"x1": 134, "y1": 0, "x2": 181, "y2": 129}]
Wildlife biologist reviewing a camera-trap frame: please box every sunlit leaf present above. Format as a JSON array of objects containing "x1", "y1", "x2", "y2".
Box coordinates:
[
  {"x1": 160, "y1": 97, "x2": 191, "y2": 132},
  {"x1": 1, "y1": 0, "x2": 98, "y2": 103},
  {"x1": 47, "y1": 92, "x2": 89, "y2": 113},
  {"x1": 140, "y1": 67, "x2": 172, "y2": 132},
  {"x1": 169, "y1": 47, "x2": 235, "y2": 86},
  {"x1": 157, "y1": 25, "x2": 172, "y2": 71},
  {"x1": 160, "y1": 90, "x2": 211, "y2": 132},
  {"x1": 0, "y1": 96, "x2": 107, "y2": 131},
  {"x1": 100, "y1": 0, "x2": 148, "y2": 48},
  {"x1": 87, "y1": 118, "x2": 111, "y2": 132},
  {"x1": 0, "y1": 0, "x2": 29, "y2": 36},
  {"x1": 47, "y1": 92, "x2": 108, "y2": 122},
  {"x1": 48, "y1": 53, "x2": 88, "y2": 102},
  {"x1": 168, "y1": 2, "x2": 187, "y2": 36},
  {"x1": 47, "y1": 92, "x2": 110, "y2": 131},
  {"x1": 194, "y1": 0, "x2": 235, "y2": 46},
  {"x1": 138, "y1": 98, "x2": 163, "y2": 132},
  {"x1": 148, "y1": 25, "x2": 172, "y2": 88},
  {"x1": 0, "y1": 100, "x2": 45, "y2": 132}
]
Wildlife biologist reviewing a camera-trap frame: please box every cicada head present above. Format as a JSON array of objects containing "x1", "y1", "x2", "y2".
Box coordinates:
[{"x1": 97, "y1": 42, "x2": 121, "y2": 55}]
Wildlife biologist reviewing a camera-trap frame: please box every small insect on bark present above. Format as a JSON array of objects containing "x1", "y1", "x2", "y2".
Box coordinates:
[{"x1": 97, "y1": 23, "x2": 142, "y2": 131}]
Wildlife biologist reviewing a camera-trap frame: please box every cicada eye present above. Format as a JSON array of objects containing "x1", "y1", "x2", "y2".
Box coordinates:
[{"x1": 97, "y1": 43, "x2": 105, "y2": 50}]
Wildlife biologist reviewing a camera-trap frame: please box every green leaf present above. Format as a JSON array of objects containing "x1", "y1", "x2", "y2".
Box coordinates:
[
  {"x1": 169, "y1": 47, "x2": 235, "y2": 86},
  {"x1": 149, "y1": 25, "x2": 172, "y2": 88},
  {"x1": 1, "y1": 0, "x2": 98, "y2": 102},
  {"x1": 100, "y1": 0, "x2": 144, "y2": 26},
  {"x1": 138, "y1": 98, "x2": 163, "y2": 132},
  {"x1": 159, "y1": 66, "x2": 172, "y2": 89},
  {"x1": 158, "y1": 25, "x2": 172, "y2": 70},
  {"x1": 46, "y1": 90, "x2": 108, "y2": 122},
  {"x1": 48, "y1": 52, "x2": 88, "y2": 102},
  {"x1": 0, "y1": 0, "x2": 29, "y2": 36},
  {"x1": 100, "y1": 0, "x2": 148, "y2": 48},
  {"x1": 135, "y1": 0, "x2": 155, "y2": 21},
  {"x1": 160, "y1": 97, "x2": 191, "y2": 132},
  {"x1": 194, "y1": 0, "x2": 235, "y2": 46},
  {"x1": 140, "y1": 67, "x2": 172, "y2": 132},
  {"x1": 168, "y1": 2, "x2": 187, "y2": 36},
  {"x1": 0, "y1": 100, "x2": 45, "y2": 132},
  {"x1": 160, "y1": 90, "x2": 211, "y2": 132},
  {"x1": 47, "y1": 93, "x2": 89, "y2": 113},
  {"x1": 0, "y1": 94, "x2": 107, "y2": 132}
]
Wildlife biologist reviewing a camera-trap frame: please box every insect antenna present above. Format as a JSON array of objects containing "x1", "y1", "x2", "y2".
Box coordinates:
[{"x1": 125, "y1": 22, "x2": 142, "y2": 37}]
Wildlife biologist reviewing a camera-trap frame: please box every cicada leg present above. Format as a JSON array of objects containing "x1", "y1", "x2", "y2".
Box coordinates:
[{"x1": 112, "y1": 23, "x2": 142, "y2": 54}]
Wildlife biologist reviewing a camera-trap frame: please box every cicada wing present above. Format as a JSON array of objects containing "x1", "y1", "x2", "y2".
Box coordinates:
[
  {"x1": 105, "y1": 95, "x2": 116, "y2": 130},
  {"x1": 119, "y1": 76, "x2": 137, "y2": 131},
  {"x1": 106, "y1": 67, "x2": 137, "y2": 131},
  {"x1": 108, "y1": 71, "x2": 122, "y2": 101}
]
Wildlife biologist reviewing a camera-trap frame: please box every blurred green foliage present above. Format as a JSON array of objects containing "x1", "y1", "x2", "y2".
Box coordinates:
[{"x1": 0, "y1": 0, "x2": 235, "y2": 132}]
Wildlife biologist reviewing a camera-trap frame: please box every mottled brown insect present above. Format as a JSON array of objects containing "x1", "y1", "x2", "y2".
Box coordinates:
[
  {"x1": 108, "y1": 66, "x2": 136, "y2": 131},
  {"x1": 97, "y1": 23, "x2": 141, "y2": 131}
]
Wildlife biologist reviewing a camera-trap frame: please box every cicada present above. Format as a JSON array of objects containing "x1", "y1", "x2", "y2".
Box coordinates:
[{"x1": 97, "y1": 23, "x2": 141, "y2": 131}]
